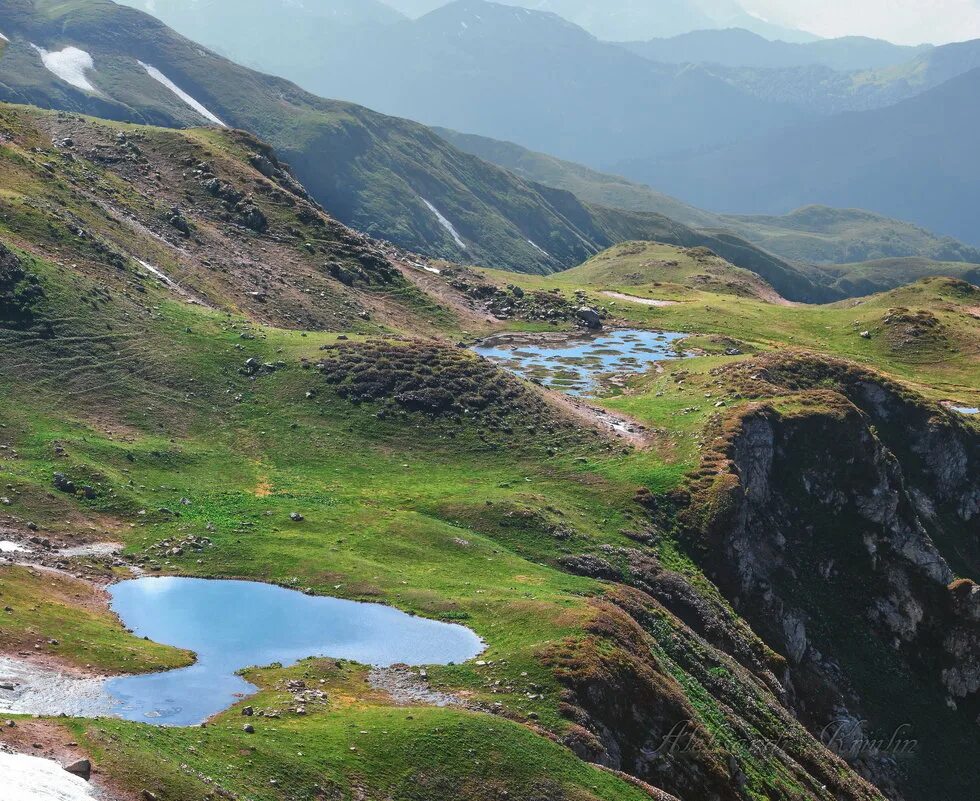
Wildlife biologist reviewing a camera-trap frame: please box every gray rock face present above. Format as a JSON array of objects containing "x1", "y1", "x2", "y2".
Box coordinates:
[{"x1": 690, "y1": 372, "x2": 980, "y2": 793}]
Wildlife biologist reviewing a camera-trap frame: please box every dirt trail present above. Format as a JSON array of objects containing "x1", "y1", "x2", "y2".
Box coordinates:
[{"x1": 602, "y1": 291, "x2": 677, "y2": 307}]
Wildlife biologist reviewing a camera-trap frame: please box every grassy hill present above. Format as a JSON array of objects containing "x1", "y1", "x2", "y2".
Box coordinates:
[{"x1": 820, "y1": 257, "x2": 980, "y2": 296}]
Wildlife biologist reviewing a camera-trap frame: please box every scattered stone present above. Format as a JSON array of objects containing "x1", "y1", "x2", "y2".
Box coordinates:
[
  {"x1": 243, "y1": 724, "x2": 255, "y2": 734},
  {"x1": 289, "y1": 512, "x2": 305, "y2": 522},
  {"x1": 52, "y1": 473, "x2": 77, "y2": 494}
]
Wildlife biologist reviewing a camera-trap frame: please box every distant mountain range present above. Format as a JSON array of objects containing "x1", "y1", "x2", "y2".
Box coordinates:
[
  {"x1": 383, "y1": 0, "x2": 818, "y2": 42},
  {"x1": 201, "y1": 0, "x2": 810, "y2": 169},
  {"x1": 620, "y1": 28, "x2": 930, "y2": 71},
  {"x1": 4, "y1": 0, "x2": 978, "y2": 289},
  {"x1": 116, "y1": 0, "x2": 980, "y2": 246},
  {"x1": 632, "y1": 67, "x2": 980, "y2": 247}
]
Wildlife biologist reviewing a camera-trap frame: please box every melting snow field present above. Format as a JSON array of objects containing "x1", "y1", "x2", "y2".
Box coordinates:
[
  {"x1": 31, "y1": 45, "x2": 98, "y2": 93},
  {"x1": 421, "y1": 198, "x2": 467, "y2": 249},
  {"x1": 138, "y1": 61, "x2": 226, "y2": 126},
  {"x1": 0, "y1": 751, "x2": 97, "y2": 801}
]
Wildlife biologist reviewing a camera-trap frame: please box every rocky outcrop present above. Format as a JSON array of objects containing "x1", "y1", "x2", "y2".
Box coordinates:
[
  {"x1": 547, "y1": 590, "x2": 885, "y2": 801},
  {"x1": 679, "y1": 354, "x2": 980, "y2": 800}
]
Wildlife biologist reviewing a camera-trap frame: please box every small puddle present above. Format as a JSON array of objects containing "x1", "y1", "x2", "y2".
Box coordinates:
[
  {"x1": 0, "y1": 577, "x2": 483, "y2": 726},
  {"x1": 473, "y1": 329, "x2": 689, "y2": 396},
  {"x1": 952, "y1": 406, "x2": 979, "y2": 415}
]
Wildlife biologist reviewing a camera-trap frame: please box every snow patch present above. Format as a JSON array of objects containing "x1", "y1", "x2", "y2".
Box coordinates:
[
  {"x1": 0, "y1": 541, "x2": 27, "y2": 553},
  {"x1": 422, "y1": 265, "x2": 442, "y2": 275},
  {"x1": 138, "y1": 61, "x2": 226, "y2": 126},
  {"x1": 0, "y1": 751, "x2": 97, "y2": 801},
  {"x1": 0, "y1": 31, "x2": 10, "y2": 43},
  {"x1": 31, "y1": 45, "x2": 98, "y2": 93},
  {"x1": 421, "y1": 198, "x2": 466, "y2": 250},
  {"x1": 137, "y1": 258, "x2": 180, "y2": 291},
  {"x1": 527, "y1": 239, "x2": 549, "y2": 257}
]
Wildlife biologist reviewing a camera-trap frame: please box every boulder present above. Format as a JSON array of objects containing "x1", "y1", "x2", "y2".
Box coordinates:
[
  {"x1": 575, "y1": 307, "x2": 602, "y2": 330},
  {"x1": 64, "y1": 759, "x2": 91, "y2": 781}
]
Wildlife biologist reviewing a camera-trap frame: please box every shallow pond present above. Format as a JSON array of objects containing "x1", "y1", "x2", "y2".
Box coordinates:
[
  {"x1": 0, "y1": 577, "x2": 483, "y2": 726},
  {"x1": 472, "y1": 329, "x2": 689, "y2": 396},
  {"x1": 951, "y1": 406, "x2": 979, "y2": 415}
]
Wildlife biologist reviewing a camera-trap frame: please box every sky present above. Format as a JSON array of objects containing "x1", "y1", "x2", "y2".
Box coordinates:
[{"x1": 744, "y1": 0, "x2": 980, "y2": 44}]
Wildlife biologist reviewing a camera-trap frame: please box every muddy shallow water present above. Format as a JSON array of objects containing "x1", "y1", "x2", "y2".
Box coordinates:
[
  {"x1": 0, "y1": 577, "x2": 483, "y2": 727},
  {"x1": 472, "y1": 328, "x2": 690, "y2": 395}
]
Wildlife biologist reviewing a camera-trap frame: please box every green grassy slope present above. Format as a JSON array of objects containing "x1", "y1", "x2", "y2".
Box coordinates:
[{"x1": 0, "y1": 107, "x2": 916, "y2": 801}]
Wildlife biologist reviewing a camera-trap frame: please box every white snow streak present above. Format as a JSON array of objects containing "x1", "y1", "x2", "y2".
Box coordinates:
[
  {"x1": 31, "y1": 45, "x2": 98, "y2": 93},
  {"x1": 138, "y1": 61, "x2": 226, "y2": 126},
  {"x1": 0, "y1": 751, "x2": 98, "y2": 801},
  {"x1": 137, "y1": 258, "x2": 180, "y2": 291},
  {"x1": 421, "y1": 198, "x2": 466, "y2": 249},
  {"x1": 0, "y1": 31, "x2": 10, "y2": 43},
  {"x1": 527, "y1": 239, "x2": 550, "y2": 257}
]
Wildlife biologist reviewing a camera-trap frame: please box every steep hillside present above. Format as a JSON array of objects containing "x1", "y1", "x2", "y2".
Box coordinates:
[
  {"x1": 680, "y1": 355, "x2": 980, "y2": 800},
  {"x1": 635, "y1": 68, "x2": 980, "y2": 247},
  {"x1": 0, "y1": 103, "x2": 447, "y2": 333},
  {"x1": 621, "y1": 29, "x2": 929, "y2": 71},
  {"x1": 0, "y1": 0, "x2": 666, "y2": 275},
  {"x1": 0, "y1": 0, "x2": 826, "y2": 281},
  {"x1": 438, "y1": 128, "x2": 980, "y2": 271}
]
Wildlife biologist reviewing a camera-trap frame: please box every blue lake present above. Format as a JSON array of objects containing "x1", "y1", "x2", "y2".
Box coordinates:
[
  {"x1": 104, "y1": 577, "x2": 484, "y2": 726},
  {"x1": 472, "y1": 329, "x2": 689, "y2": 396}
]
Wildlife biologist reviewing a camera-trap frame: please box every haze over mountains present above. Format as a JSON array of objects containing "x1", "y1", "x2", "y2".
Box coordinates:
[
  {"x1": 119, "y1": 0, "x2": 980, "y2": 247},
  {"x1": 620, "y1": 28, "x2": 931, "y2": 71},
  {"x1": 383, "y1": 0, "x2": 819, "y2": 41}
]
